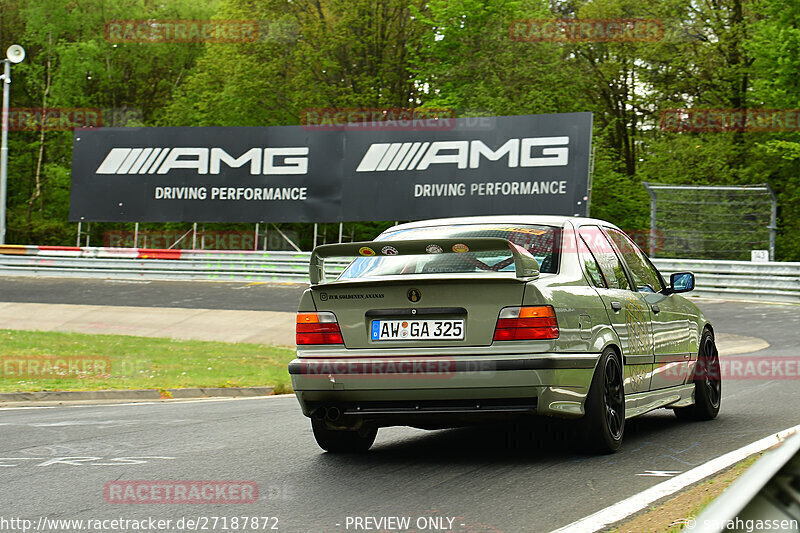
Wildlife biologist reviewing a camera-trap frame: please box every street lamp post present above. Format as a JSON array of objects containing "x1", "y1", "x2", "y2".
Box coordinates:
[{"x1": 0, "y1": 44, "x2": 26, "y2": 245}]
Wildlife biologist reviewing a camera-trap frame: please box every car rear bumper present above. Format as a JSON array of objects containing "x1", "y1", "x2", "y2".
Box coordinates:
[{"x1": 289, "y1": 353, "x2": 601, "y2": 421}]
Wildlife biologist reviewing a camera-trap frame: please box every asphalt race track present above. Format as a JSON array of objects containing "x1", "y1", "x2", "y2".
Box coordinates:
[
  {"x1": 0, "y1": 277, "x2": 307, "y2": 312},
  {"x1": 1, "y1": 278, "x2": 799, "y2": 532}
]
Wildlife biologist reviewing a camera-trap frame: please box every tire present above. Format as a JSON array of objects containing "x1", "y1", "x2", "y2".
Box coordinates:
[
  {"x1": 311, "y1": 420, "x2": 377, "y2": 453},
  {"x1": 674, "y1": 329, "x2": 721, "y2": 421},
  {"x1": 580, "y1": 347, "x2": 625, "y2": 454}
]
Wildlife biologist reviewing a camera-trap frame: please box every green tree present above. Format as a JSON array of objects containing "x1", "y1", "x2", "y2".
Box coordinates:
[
  {"x1": 2, "y1": 0, "x2": 215, "y2": 244},
  {"x1": 746, "y1": 0, "x2": 800, "y2": 259},
  {"x1": 166, "y1": 0, "x2": 429, "y2": 126}
]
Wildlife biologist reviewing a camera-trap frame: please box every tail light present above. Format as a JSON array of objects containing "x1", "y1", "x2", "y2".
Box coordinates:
[
  {"x1": 296, "y1": 312, "x2": 344, "y2": 345},
  {"x1": 493, "y1": 306, "x2": 559, "y2": 341}
]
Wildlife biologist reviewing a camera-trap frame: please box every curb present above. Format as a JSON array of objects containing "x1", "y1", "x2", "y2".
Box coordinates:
[
  {"x1": 716, "y1": 333, "x2": 770, "y2": 356},
  {"x1": 0, "y1": 386, "x2": 274, "y2": 403}
]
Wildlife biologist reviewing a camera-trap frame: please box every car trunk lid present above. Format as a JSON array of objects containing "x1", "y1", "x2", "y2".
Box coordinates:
[{"x1": 310, "y1": 275, "x2": 527, "y2": 349}]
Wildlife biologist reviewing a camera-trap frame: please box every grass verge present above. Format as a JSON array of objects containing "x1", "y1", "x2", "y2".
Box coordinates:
[
  {"x1": 0, "y1": 329, "x2": 295, "y2": 393},
  {"x1": 608, "y1": 452, "x2": 762, "y2": 532}
]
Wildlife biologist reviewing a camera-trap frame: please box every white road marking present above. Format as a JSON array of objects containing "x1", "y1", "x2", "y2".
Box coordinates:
[
  {"x1": 0, "y1": 458, "x2": 37, "y2": 467},
  {"x1": 0, "y1": 394, "x2": 293, "y2": 411},
  {"x1": 30, "y1": 420, "x2": 138, "y2": 427},
  {"x1": 0, "y1": 456, "x2": 176, "y2": 467},
  {"x1": 550, "y1": 423, "x2": 800, "y2": 533},
  {"x1": 636, "y1": 470, "x2": 681, "y2": 477},
  {"x1": 91, "y1": 402, "x2": 156, "y2": 407},
  {"x1": 0, "y1": 406, "x2": 57, "y2": 411},
  {"x1": 35, "y1": 456, "x2": 176, "y2": 467}
]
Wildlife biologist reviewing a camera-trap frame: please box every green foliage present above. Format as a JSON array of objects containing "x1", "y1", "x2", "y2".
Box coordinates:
[
  {"x1": 165, "y1": 0, "x2": 428, "y2": 126},
  {"x1": 3, "y1": 0, "x2": 215, "y2": 244}
]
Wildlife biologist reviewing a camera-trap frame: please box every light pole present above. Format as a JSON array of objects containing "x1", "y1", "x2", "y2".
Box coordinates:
[{"x1": 0, "y1": 44, "x2": 25, "y2": 245}]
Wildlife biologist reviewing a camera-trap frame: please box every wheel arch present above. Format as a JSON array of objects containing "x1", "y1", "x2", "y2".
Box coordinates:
[{"x1": 591, "y1": 324, "x2": 623, "y2": 355}]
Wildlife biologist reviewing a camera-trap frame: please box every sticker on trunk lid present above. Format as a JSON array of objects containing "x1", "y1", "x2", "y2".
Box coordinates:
[
  {"x1": 318, "y1": 292, "x2": 384, "y2": 301},
  {"x1": 425, "y1": 244, "x2": 443, "y2": 254}
]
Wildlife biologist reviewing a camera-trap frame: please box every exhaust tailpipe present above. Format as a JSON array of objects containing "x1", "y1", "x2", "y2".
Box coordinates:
[{"x1": 326, "y1": 406, "x2": 342, "y2": 422}]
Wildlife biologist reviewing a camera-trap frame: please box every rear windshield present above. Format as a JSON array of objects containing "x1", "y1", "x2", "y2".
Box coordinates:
[{"x1": 338, "y1": 224, "x2": 560, "y2": 280}]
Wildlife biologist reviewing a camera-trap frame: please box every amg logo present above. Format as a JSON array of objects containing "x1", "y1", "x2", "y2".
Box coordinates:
[
  {"x1": 95, "y1": 147, "x2": 309, "y2": 175},
  {"x1": 355, "y1": 137, "x2": 569, "y2": 172}
]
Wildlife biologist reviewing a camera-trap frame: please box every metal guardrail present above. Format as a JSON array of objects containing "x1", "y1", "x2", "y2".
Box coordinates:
[
  {"x1": 652, "y1": 258, "x2": 800, "y2": 303},
  {"x1": 693, "y1": 431, "x2": 800, "y2": 533},
  {"x1": 0, "y1": 246, "x2": 348, "y2": 283},
  {"x1": 0, "y1": 246, "x2": 797, "y2": 303}
]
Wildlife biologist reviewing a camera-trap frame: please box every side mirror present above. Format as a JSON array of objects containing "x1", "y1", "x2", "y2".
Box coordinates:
[{"x1": 669, "y1": 272, "x2": 695, "y2": 294}]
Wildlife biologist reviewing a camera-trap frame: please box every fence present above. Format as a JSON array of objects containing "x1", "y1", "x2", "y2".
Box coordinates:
[
  {"x1": 643, "y1": 182, "x2": 777, "y2": 261},
  {"x1": 0, "y1": 245, "x2": 798, "y2": 303}
]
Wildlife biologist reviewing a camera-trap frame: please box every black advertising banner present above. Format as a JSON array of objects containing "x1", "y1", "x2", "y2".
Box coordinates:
[
  {"x1": 69, "y1": 112, "x2": 592, "y2": 223},
  {"x1": 69, "y1": 126, "x2": 343, "y2": 223},
  {"x1": 341, "y1": 113, "x2": 592, "y2": 220}
]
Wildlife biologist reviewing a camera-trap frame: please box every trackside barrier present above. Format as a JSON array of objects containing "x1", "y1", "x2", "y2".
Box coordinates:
[
  {"x1": 652, "y1": 258, "x2": 800, "y2": 304},
  {"x1": 692, "y1": 432, "x2": 800, "y2": 533},
  {"x1": 0, "y1": 245, "x2": 349, "y2": 283},
  {"x1": 0, "y1": 246, "x2": 798, "y2": 303}
]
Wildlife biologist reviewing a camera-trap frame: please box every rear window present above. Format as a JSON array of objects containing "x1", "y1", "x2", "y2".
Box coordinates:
[{"x1": 338, "y1": 224, "x2": 560, "y2": 280}]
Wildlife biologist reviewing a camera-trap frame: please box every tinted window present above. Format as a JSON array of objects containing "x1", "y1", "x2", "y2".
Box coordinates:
[
  {"x1": 579, "y1": 226, "x2": 630, "y2": 290},
  {"x1": 605, "y1": 228, "x2": 664, "y2": 292},
  {"x1": 578, "y1": 236, "x2": 606, "y2": 288},
  {"x1": 339, "y1": 224, "x2": 560, "y2": 279}
]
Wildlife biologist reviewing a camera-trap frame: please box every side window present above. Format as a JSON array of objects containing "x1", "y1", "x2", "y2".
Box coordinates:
[
  {"x1": 605, "y1": 228, "x2": 665, "y2": 292},
  {"x1": 579, "y1": 227, "x2": 630, "y2": 290},
  {"x1": 578, "y1": 236, "x2": 607, "y2": 288}
]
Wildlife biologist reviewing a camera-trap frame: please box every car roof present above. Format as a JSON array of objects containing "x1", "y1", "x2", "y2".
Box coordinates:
[{"x1": 384, "y1": 215, "x2": 620, "y2": 232}]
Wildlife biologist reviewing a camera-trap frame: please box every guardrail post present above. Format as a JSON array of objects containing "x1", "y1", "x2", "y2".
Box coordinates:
[
  {"x1": 272, "y1": 223, "x2": 302, "y2": 252},
  {"x1": 642, "y1": 182, "x2": 657, "y2": 258},
  {"x1": 767, "y1": 184, "x2": 777, "y2": 261}
]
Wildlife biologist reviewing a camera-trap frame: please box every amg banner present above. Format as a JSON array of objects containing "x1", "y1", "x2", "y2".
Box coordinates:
[{"x1": 69, "y1": 112, "x2": 592, "y2": 222}]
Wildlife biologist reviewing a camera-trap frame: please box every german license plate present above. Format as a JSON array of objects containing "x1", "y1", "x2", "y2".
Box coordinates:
[{"x1": 371, "y1": 319, "x2": 465, "y2": 341}]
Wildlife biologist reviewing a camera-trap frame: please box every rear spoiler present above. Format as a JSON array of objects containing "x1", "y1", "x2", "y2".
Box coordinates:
[{"x1": 309, "y1": 237, "x2": 540, "y2": 285}]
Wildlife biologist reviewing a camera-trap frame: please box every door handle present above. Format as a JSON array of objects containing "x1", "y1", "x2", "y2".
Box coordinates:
[
  {"x1": 651, "y1": 304, "x2": 660, "y2": 314},
  {"x1": 610, "y1": 301, "x2": 622, "y2": 312}
]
